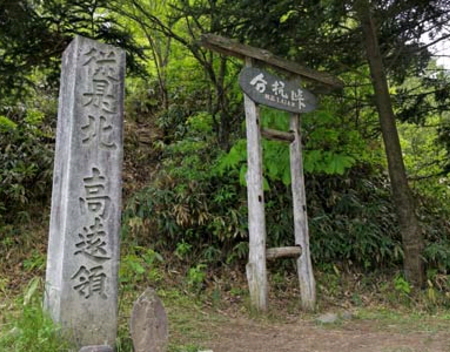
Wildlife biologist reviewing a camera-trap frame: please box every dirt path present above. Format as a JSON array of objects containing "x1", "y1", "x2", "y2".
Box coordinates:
[{"x1": 189, "y1": 316, "x2": 450, "y2": 352}]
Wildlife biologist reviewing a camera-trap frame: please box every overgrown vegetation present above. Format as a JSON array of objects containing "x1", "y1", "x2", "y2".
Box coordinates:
[
  {"x1": 0, "y1": 278, "x2": 75, "y2": 352},
  {"x1": 0, "y1": 107, "x2": 54, "y2": 223},
  {"x1": 3, "y1": 0, "x2": 450, "y2": 350}
]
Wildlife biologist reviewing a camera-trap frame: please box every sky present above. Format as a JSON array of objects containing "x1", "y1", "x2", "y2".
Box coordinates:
[{"x1": 430, "y1": 38, "x2": 450, "y2": 69}]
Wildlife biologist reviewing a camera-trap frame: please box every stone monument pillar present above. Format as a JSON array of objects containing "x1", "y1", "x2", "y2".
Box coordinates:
[{"x1": 45, "y1": 35, "x2": 125, "y2": 347}]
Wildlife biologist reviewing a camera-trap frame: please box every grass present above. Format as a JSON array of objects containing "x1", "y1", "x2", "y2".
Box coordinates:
[
  {"x1": 4, "y1": 269, "x2": 450, "y2": 352},
  {"x1": 3, "y1": 220, "x2": 450, "y2": 352},
  {"x1": 0, "y1": 278, "x2": 76, "y2": 352},
  {"x1": 354, "y1": 307, "x2": 450, "y2": 334},
  {"x1": 155, "y1": 289, "x2": 226, "y2": 351},
  {"x1": 0, "y1": 280, "x2": 215, "y2": 352}
]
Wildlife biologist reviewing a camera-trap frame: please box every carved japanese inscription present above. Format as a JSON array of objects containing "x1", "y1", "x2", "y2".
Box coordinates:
[
  {"x1": 71, "y1": 265, "x2": 108, "y2": 299},
  {"x1": 45, "y1": 36, "x2": 125, "y2": 348},
  {"x1": 79, "y1": 167, "x2": 111, "y2": 219}
]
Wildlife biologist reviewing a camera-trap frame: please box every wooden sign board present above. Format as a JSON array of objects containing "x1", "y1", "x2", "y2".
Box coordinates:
[
  {"x1": 200, "y1": 34, "x2": 344, "y2": 92},
  {"x1": 239, "y1": 67, "x2": 317, "y2": 113}
]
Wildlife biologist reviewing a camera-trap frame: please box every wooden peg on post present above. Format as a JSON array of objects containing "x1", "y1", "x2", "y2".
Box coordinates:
[{"x1": 266, "y1": 246, "x2": 302, "y2": 260}]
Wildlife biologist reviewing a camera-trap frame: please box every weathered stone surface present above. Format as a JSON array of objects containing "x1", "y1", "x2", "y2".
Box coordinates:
[
  {"x1": 79, "y1": 345, "x2": 114, "y2": 352},
  {"x1": 130, "y1": 288, "x2": 169, "y2": 352},
  {"x1": 315, "y1": 312, "x2": 339, "y2": 324},
  {"x1": 44, "y1": 35, "x2": 125, "y2": 347},
  {"x1": 340, "y1": 310, "x2": 354, "y2": 320}
]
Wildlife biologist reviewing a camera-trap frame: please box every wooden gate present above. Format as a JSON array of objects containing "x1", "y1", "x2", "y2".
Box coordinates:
[{"x1": 200, "y1": 34, "x2": 343, "y2": 311}]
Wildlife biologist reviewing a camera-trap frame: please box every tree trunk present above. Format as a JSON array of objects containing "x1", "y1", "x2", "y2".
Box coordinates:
[{"x1": 356, "y1": 1, "x2": 424, "y2": 287}]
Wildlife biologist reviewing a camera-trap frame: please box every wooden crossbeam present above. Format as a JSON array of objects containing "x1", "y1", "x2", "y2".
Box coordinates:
[
  {"x1": 261, "y1": 128, "x2": 294, "y2": 143},
  {"x1": 266, "y1": 246, "x2": 302, "y2": 260},
  {"x1": 199, "y1": 33, "x2": 344, "y2": 91}
]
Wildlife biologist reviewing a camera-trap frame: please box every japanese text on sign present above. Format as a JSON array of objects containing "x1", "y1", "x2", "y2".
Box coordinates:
[{"x1": 239, "y1": 67, "x2": 317, "y2": 114}]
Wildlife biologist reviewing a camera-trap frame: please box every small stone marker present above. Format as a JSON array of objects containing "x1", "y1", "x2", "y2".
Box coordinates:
[
  {"x1": 44, "y1": 35, "x2": 125, "y2": 347},
  {"x1": 130, "y1": 288, "x2": 169, "y2": 352},
  {"x1": 315, "y1": 312, "x2": 339, "y2": 324}
]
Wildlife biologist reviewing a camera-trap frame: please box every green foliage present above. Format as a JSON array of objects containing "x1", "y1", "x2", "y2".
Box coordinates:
[
  {"x1": 394, "y1": 274, "x2": 412, "y2": 295},
  {"x1": 418, "y1": 191, "x2": 450, "y2": 275},
  {"x1": 22, "y1": 250, "x2": 46, "y2": 272},
  {"x1": 0, "y1": 107, "x2": 54, "y2": 222},
  {"x1": 424, "y1": 242, "x2": 450, "y2": 272},
  {"x1": 121, "y1": 81, "x2": 450, "y2": 274},
  {"x1": 216, "y1": 107, "x2": 362, "y2": 191},
  {"x1": 308, "y1": 167, "x2": 401, "y2": 269},
  {"x1": 0, "y1": 116, "x2": 17, "y2": 131},
  {"x1": 0, "y1": 0, "x2": 145, "y2": 101},
  {"x1": 186, "y1": 264, "x2": 208, "y2": 292},
  {"x1": 0, "y1": 278, "x2": 74, "y2": 352},
  {"x1": 304, "y1": 150, "x2": 355, "y2": 175},
  {"x1": 123, "y1": 102, "x2": 408, "y2": 272},
  {"x1": 175, "y1": 241, "x2": 193, "y2": 260},
  {"x1": 122, "y1": 112, "x2": 248, "y2": 265},
  {"x1": 3, "y1": 0, "x2": 450, "y2": 300},
  {"x1": 120, "y1": 246, "x2": 164, "y2": 290}
]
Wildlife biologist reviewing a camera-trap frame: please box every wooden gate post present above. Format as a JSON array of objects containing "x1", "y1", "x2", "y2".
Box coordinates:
[
  {"x1": 244, "y1": 58, "x2": 268, "y2": 312},
  {"x1": 198, "y1": 34, "x2": 343, "y2": 312},
  {"x1": 290, "y1": 113, "x2": 316, "y2": 311}
]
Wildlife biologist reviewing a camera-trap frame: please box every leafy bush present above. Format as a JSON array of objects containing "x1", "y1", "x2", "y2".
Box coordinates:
[
  {"x1": 122, "y1": 107, "x2": 406, "y2": 271},
  {"x1": 121, "y1": 101, "x2": 450, "y2": 276},
  {"x1": 122, "y1": 112, "x2": 248, "y2": 264},
  {"x1": 307, "y1": 167, "x2": 402, "y2": 269},
  {"x1": 119, "y1": 246, "x2": 164, "y2": 291},
  {"x1": 419, "y1": 191, "x2": 450, "y2": 274},
  {"x1": 0, "y1": 108, "x2": 54, "y2": 222}
]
